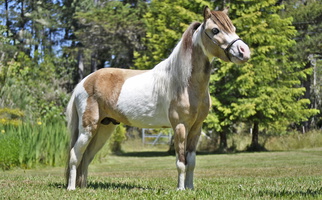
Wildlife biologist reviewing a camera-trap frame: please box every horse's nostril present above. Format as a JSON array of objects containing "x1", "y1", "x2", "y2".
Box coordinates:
[{"x1": 238, "y1": 45, "x2": 250, "y2": 60}]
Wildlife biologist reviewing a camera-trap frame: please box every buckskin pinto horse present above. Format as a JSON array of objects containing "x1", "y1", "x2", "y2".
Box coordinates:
[{"x1": 66, "y1": 6, "x2": 250, "y2": 190}]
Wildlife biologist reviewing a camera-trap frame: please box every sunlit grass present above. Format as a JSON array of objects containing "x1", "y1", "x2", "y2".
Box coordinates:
[{"x1": 1, "y1": 148, "x2": 321, "y2": 199}]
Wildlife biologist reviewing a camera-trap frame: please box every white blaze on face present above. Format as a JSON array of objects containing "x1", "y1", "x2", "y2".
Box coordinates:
[
  {"x1": 228, "y1": 34, "x2": 250, "y2": 64},
  {"x1": 225, "y1": 33, "x2": 250, "y2": 64}
]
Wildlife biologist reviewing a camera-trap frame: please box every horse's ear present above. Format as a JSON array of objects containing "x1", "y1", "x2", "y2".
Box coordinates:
[
  {"x1": 203, "y1": 6, "x2": 212, "y2": 22},
  {"x1": 223, "y1": 6, "x2": 229, "y2": 15}
]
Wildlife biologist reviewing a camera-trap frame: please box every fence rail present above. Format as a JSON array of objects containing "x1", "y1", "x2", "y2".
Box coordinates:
[{"x1": 142, "y1": 128, "x2": 172, "y2": 145}]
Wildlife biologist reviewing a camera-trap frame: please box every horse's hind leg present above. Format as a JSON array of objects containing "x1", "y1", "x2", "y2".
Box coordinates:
[
  {"x1": 67, "y1": 124, "x2": 96, "y2": 190},
  {"x1": 77, "y1": 124, "x2": 116, "y2": 187},
  {"x1": 67, "y1": 98, "x2": 99, "y2": 190}
]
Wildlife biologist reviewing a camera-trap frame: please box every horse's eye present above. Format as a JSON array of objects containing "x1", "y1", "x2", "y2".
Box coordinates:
[{"x1": 212, "y1": 28, "x2": 220, "y2": 35}]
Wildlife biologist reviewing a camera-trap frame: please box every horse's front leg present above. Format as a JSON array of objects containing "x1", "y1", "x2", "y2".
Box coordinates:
[
  {"x1": 184, "y1": 125, "x2": 202, "y2": 189},
  {"x1": 174, "y1": 123, "x2": 186, "y2": 190}
]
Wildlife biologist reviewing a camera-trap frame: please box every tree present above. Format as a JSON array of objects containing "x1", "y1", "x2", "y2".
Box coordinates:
[
  {"x1": 134, "y1": 0, "x2": 210, "y2": 70},
  {"x1": 206, "y1": 0, "x2": 319, "y2": 151},
  {"x1": 280, "y1": 0, "x2": 322, "y2": 130},
  {"x1": 75, "y1": 1, "x2": 146, "y2": 70}
]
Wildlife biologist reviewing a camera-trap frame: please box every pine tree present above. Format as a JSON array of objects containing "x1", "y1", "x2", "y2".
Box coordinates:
[
  {"x1": 206, "y1": 0, "x2": 319, "y2": 151},
  {"x1": 280, "y1": 0, "x2": 322, "y2": 129}
]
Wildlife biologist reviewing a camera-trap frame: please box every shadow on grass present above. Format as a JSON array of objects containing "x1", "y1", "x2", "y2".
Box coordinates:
[
  {"x1": 259, "y1": 188, "x2": 322, "y2": 198},
  {"x1": 118, "y1": 150, "x2": 250, "y2": 157},
  {"x1": 49, "y1": 181, "x2": 154, "y2": 190},
  {"x1": 88, "y1": 181, "x2": 153, "y2": 190},
  {"x1": 119, "y1": 151, "x2": 172, "y2": 157}
]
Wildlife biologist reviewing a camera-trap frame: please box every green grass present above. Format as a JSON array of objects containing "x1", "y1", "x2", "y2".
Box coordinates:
[{"x1": 1, "y1": 148, "x2": 321, "y2": 199}]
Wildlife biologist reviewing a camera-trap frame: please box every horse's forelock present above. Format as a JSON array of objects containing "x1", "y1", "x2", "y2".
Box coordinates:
[{"x1": 210, "y1": 11, "x2": 234, "y2": 33}]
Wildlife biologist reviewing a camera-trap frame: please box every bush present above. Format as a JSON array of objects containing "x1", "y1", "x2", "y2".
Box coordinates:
[
  {"x1": 0, "y1": 120, "x2": 69, "y2": 170},
  {"x1": 109, "y1": 125, "x2": 126, "y2": 154}
]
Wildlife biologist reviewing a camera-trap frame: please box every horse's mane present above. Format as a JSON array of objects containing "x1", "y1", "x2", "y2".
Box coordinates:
[
  {"x1": 210, "y1": 11, "x2": 234, "y2": 33},
  {"x1": 182, "y1": 22, "x2": 201, "y2": 53},
  {"x1": 152, "y1": 22, "x2": 202, "y2": 100}
]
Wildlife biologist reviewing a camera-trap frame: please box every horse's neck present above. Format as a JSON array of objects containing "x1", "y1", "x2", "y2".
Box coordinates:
[
  {"x1": 152, "y1": 40, "x2": 191, "y2": 99},
  {"x1": 189, "y1": 44, "x2": 212, "y2": 92},
  {"x1": 188, "y1": 26, "x2": 212, "y2": 93},
  {"x1": 152, "y1": 39, "x2": 211, "y2": 100}
]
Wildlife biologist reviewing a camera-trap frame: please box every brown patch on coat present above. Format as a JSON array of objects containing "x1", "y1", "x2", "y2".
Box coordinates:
[
  {"x1": 82, "y1": 95, "x2": 99, "y2": 130},
  {"x1": 83, "y1": 68, "x2": 147, "y2": 127}
]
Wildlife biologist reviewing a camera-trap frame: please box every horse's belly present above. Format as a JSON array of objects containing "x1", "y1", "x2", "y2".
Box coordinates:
[{"x1": 116, "y1": 73, "x2": 171, "y2": 128}]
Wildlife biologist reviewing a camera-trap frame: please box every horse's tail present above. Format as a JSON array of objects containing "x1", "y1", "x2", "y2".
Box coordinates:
[{"x1": 65, "y1": 91, "x2": 79, "y2": 186}]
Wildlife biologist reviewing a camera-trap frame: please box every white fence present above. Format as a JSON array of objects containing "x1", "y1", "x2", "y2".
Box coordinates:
[{"x1": 142, "y1": 128, "x2": 172, "y2": 145}]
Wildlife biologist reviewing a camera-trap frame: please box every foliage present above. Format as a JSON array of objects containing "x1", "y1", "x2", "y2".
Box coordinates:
[
  {"x1": 134, "y1": 0, "x2": 210, "y2": 69},
  {"x1": 0, "y1": 108, "x2": 24, "y2": 126},
  {"x1": 205, "y1": 0, "x2": 319, "y2": 149},
  {"x1": 0, "y1": 0, "x2": 321, "y2": 162},
  {"x1": 0, "y1": 55, "x2": 70, "y2": 121},
  {"x1": 108, "y1": 125, "x2": 127, "y2": 154},
  {"x1": 280, "y1": 0, "x2": 322, "y2": 128},
  {"x1": 73, "y1": 0, "x2": 146, "y2": 73},
  {"x1": 0, "y1": 121, "x2": 69, "y2": 170}
]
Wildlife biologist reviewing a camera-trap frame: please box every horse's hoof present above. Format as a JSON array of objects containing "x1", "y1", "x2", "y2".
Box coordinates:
[{"x1": 67, "y1": 187, "x2": 76, "y2": 191}]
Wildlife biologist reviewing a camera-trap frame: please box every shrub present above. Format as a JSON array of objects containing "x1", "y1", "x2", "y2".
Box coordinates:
[
  {"x1": 109, "y1": 125, "x2": 126, "y2": 154},
  {"x1": 0, "y1": 120, "x2": 69, "y2": 170}
]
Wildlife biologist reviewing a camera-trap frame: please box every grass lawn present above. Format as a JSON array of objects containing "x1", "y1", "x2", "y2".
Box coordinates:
[{"x1": 0, "y1": 147, "x2": 321, "y2": 199}]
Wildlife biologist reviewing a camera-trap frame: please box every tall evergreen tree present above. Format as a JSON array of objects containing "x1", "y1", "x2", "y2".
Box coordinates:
[
  {"x1": 280, "y1": 0, "x2": 322, "y2": 129},
  {"x1": 75, "y1": 1, "x2": 146, "y2": 70},
  {"x1": 205, "y1": 0, "x2": 319, "y2": 151}
]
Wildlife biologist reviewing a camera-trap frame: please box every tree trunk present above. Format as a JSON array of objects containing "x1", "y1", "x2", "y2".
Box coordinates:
[
  {"x1": 251, "y1": 121, "x2": 259, "y2": 147},
  {"x1": 5, "y1": 0, "x2": 10, "y2": 37},
  {"x1": 247, "y1": 121, "x2": 266, "y2": 151},
  {"x1": 77, "y1": 50, "x2": 84, "y2": 83},
  {"x1": 91, "y1": 51, "x2": 98, "y2": 72},
  {"x1": 219, "y1": 131, "x2": 227, "y2": 152}
]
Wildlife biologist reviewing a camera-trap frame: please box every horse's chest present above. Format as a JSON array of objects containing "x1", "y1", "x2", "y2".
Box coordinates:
[{"x1": 169, "y1": 90, "x2": 210, "y2": 125}]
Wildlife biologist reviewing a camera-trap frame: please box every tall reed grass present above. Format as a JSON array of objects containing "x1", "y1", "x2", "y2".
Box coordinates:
[
  {"x1": 228, "y1": 130, "x2": 322, "y2": 151},
  {"x1": 0, "y1": 120, "x2": 69, "y2": 170}
]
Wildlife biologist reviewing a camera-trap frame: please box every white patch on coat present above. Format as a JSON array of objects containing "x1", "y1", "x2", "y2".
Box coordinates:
[
  {"x1": 116, "y1": 70, "x2": 172, "y2": 128},
  {"x1": 73, "y1": 76, "x2": 90, "y2": 119}
]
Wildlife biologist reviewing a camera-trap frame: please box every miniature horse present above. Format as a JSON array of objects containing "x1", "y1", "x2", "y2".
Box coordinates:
[{"x1": 66, "y1": 6, "x2": 250, "y2": 190}]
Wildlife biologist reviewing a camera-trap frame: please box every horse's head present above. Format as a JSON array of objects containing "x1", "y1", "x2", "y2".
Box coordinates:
[{"x1": 201, "y1": 6, "x2": 250, "y2": 64}]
